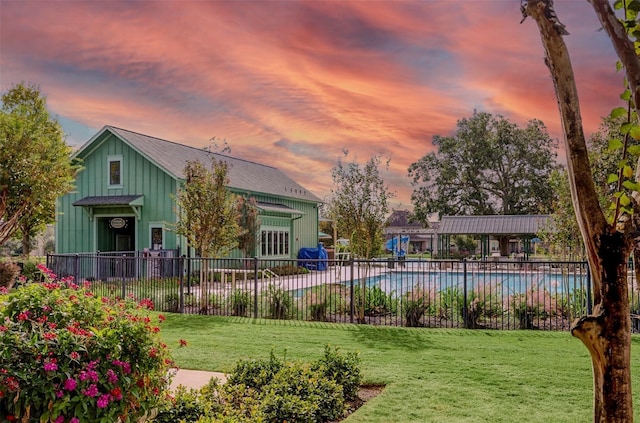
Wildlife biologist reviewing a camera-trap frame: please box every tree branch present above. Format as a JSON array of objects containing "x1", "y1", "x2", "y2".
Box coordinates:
[
  {"x1": 588, "y1": 0, "x2": 640, "y2": 212},
  {"x1": 525, "y1": 0, "x2": 607, "y2": 301}
]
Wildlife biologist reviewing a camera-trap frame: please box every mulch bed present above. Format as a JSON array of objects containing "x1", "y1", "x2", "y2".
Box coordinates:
[{"x1": 331, "y1": 384, "x2": 385, "y2": 422}]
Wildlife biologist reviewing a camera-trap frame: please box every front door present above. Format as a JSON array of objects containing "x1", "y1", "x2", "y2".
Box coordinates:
[
  {"x1": 115, "y1": 234, "x2": 132, "y2": 251},
  {"x1": 97, "y1": 217, "x2": 136, "y2": 252}
]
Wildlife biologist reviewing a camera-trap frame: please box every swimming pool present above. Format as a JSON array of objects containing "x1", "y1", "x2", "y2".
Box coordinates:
[{"x1": 359, "y1": 270, "x2": 589, "y2": 297}]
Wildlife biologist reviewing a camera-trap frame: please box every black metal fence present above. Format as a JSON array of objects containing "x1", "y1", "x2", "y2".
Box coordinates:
[{"x1": 45, "y1": 253, "x2": 640, "y2": 331}]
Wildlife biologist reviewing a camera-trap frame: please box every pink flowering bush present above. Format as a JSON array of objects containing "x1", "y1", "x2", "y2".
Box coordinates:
[
  {"x1": 510, "y1": 284, "x2": 560, "y2": 329},
  {"x1": 0, "y1": 265, "x2": 174, "y2": 423}
]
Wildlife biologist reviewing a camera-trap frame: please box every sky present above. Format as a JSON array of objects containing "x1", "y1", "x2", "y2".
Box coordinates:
[{"x1": 0, "y1": 0, "x2": 623, "y2": 210}]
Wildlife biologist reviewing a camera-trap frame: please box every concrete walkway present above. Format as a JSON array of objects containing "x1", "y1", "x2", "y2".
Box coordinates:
[{"x1": 170, "y1": 369, "x2": 227, "y2": 391}]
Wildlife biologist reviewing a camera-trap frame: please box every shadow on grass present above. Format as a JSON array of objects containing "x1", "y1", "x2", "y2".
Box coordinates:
[{"x1": 350, "y1": 325, "x2": 437, "y2": 352}]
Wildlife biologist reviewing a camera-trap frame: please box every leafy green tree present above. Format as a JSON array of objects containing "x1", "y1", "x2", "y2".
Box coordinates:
[
  {"x1": 452, "y1": 235, "x2": 477, "y2": 257},
  {"x1": 174, "y1": 158, "x2": 240, "y2": 313},
  {"x1": 327, "y1": 154, "x2": 393, "y2": 260},
  {"x1": 538, "y1": 169, "x2": 583, "y2": 260},
  {"x1": 0, "y1": 83, "x2": 78, "y2": 249},
  {"x1": 544, "y1": 117, "x2": 626, "y2": 261},
  {"x1": 327, "y1": 153, "x2": 393, "y2": 323},
  {"x1": 175, "y1": 158, "x2": 240, "y2": 259},
  {"x1": 408, "y1": 112, "x2": 559, "y2": 255},
  {"x1": 236, "y1": 194, "x2": 260, "y2": 260},
  {"x1": 524, "y1": 1, "x2": 640, "y2": 420}
]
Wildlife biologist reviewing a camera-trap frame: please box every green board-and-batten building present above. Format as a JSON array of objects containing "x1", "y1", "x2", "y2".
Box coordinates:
[{"x1": 56, "y1": 126, "x2": 323, "y2": 258}]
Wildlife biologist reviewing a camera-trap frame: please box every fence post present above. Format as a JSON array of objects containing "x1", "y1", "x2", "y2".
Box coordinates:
[
  {"x1": 179, "y1": 255, "x2": 185, "y2": 314},
  {"x1": 462, "y1": 259, "x2": 469, "y2": 328},
  {"x1": 74, "y1": 254, "x2": 80, "y2": 283},
  {"x1": 586, "y1": 263, "x2": 592, "y2": 315},
  {"x1": 349, "y1": 258, "x2": 355, "y2": 324},
  {"x1": 120, "y1": 255, "x2": 126, "y2": 299},
  {"x1": 253, "y1": 257, "x2": 259, "y2": 318},
  {"x1": 186, "y1": 256, "x2": 192, "y2": 296}
]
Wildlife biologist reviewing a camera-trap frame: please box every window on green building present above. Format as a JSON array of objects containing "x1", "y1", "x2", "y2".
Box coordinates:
[
  {"x1": 261, "y1": 229, "x2": 289, "y2": 257},
  {"x1": 107, "y1": 155, "x2": 123, "y2": 188}
]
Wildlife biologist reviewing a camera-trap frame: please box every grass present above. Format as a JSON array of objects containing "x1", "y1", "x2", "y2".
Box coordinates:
[{"x1": 160, "y1": 314, "x2": 640, "y2": 422}]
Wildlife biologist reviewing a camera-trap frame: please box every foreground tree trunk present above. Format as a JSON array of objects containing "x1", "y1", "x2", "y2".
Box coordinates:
[{"x1": 525, "y1": 1, "x2": 634, "y2": 421}]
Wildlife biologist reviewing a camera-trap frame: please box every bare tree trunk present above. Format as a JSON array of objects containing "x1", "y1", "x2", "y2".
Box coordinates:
[
  {"x1": 199, "y1": 259, "x2": 209, "y2": 314},
  {"x1": 21, "y1": 230, "x2": 30, "y2": 258},
  {"x1": 525, "y1": 1, "x2": 633, "y2": 421},
  {"x1": 0, "y1": 191, "x2": 26, "y2": 246}
]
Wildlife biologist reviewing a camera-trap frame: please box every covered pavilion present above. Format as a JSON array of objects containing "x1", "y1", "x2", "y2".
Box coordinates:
[{"x1": 437, "y1": 214, "x2": 550, "y2": 259}]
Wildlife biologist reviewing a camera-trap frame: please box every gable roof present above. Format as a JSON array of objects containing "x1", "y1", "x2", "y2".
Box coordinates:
[
  {"x1": 77, "y1": 126, "x2": 322, "y2": 203},
  {"x1": 439, "y1": 215, "x2": 550, "y2": 235}
]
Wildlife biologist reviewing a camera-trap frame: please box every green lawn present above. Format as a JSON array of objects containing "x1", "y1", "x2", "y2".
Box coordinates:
[{"x1": 160, "y1": 314, "x2": 640, "y2": 422}]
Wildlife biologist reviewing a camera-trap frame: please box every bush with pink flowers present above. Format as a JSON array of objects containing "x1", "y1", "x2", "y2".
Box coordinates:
[{"x1": 0, "y1": 265, "x2": 174, "y2": 423}]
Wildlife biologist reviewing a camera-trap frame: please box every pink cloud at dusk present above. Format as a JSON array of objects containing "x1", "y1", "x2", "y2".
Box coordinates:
[{"x1": 0, "y1": 0, "x2": 623, "y2": 208}]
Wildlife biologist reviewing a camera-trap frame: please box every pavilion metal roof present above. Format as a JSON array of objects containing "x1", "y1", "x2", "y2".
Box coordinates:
[{"x1": 438, "y1": 215, "x2": 550, "y2": 235}]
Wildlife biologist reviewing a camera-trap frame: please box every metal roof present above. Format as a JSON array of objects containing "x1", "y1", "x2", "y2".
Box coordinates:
[
  {"x1": 77, "y1": 126, "x2": 322, "y2": 204},
  {"x1": 256, "y1": 201, "x2": 304, "y2": 215},
  {"x1": 73, "y1": 195, "x2": 144, "y2": 206},
  {"x1": 438, "y1": 215, "x2": 550, "y2": 235}
]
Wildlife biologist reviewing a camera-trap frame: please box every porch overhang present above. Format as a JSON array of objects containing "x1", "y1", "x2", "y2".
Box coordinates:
[
  {"x1": 73, "y1": 195, "x2": 144, "y2": 220},
  {"x1": 256, "y1": 201, "x2": 304, "y2": 217}
]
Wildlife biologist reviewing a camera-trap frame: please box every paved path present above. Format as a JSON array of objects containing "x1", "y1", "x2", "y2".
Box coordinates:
[{"x1": 170, "y1": 369, "x2": 227, "y2": 391}]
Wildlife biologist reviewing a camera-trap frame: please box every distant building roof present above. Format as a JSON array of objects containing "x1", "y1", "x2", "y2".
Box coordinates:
[
  {"x1": 77, "y1": 126, "x2": 322, "y2": 204},
  {"x1": 386, "y1": 210, "x2": 424, "y2": 228},
  {"x1": 438, "y1": 215, "x2": 550, "y2": 235}
]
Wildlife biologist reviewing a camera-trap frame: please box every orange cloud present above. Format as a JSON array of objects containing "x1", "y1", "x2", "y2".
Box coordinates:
[{"x1": 1, "y1": 0, "x2": 623, "y2": 209}]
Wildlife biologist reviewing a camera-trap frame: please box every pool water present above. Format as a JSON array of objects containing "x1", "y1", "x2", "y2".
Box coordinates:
[{"x1": 363, "y1": 270, "x2": 589, "y2": 297}]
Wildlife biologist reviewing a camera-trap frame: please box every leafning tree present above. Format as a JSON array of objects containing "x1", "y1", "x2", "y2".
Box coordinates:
[
  {"x1": 236, "y1": 194, "x2": 260, "y2": 259},
  {"x1": 0, "y1": 82, "x2": 78, "y2": 248},
  {"x1": 327, "y1": 153, "x2": 394, "y2": 323},
  {"x1": 523, "y1": 1, "x2": 640, "y2": 420},
  {"x1": 175, "y1": 158, "x2": 240, "y2": 258},
  {"x1": 588, "y1": 115, "x2": 628, "y2": 203},
  {"x1": 328, "y1": 153, "x2": 393, "y2": 260},
  {"x1": 544, "y1": 117, "x2": 627, "y2": 260},
  {"x1": 174, "y1": 158, "x2": 240, "y2": 313},
  {"x1": 408, "y1": 111, "x2": 559, "y2": 255},
  {"x1": 538, "y1": 169, "x2": 584, "y2": 260}
]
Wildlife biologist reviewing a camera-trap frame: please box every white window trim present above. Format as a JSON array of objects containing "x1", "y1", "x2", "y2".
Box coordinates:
[
  {"x1": 260, "y1": 226, "x2": 290, "y2": 258},
  {"x1": 107, "y1": 154, "x2": 123, "y2": 189},
  {"x1": 149, "y1": 223, "x2": 165, "y2": 250}
]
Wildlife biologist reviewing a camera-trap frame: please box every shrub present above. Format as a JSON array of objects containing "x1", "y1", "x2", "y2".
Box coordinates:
[
  {"x1": 259, "y1": 362, "x2": 344, "y2": 423},
  {"x1": 354, "y1": 285, "x2": 396, "y2": 316},
  {"x1": 510, "y1": 284, "x2": 560, "y2": 329},
  {"x1": 437, "y1": 286, "x2": 463, "y2": 320},
  {"x1": 154, "y1": 380, "x2": 224, "y2": 423},
  {"x1": 266, "y1": 265, "x2": 309, "y2": 277},
  {"x1": 229, "y1": 289, "x2": 250, "y2": 317},
  {"x1": 19, "y1": 259, "x2": 42, "y2": 283},
  {"x1": 562, "y1": 286, "x2": 589, "y2": 320},
  {"x1": 0, "y1": 260, "x2": 20, "y2": 290},
  {"x1": 402, "y1": 286, "x2": 436, "y2": 327},
  {"x1": 266, "y1": 284, "x2": 292, "y2": 319},
  {"x1": 463, "y1": 282, "x2": 503, "y2": 329},
  {"x1": 159, "y1": 347, "x2": 362, "y2": 423},
  {"x1": 226, "y1": 351, "x2": 284, "y2": 390},
  {"x1": 306, "y1": 292, "x2": 328, "y2": 321},
  {"x1": 0, "y1": 265, "x2": 174, "y2": 422},
  {"x1": 311, "y1": 345, "x2": 362, "y2": 401}
]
